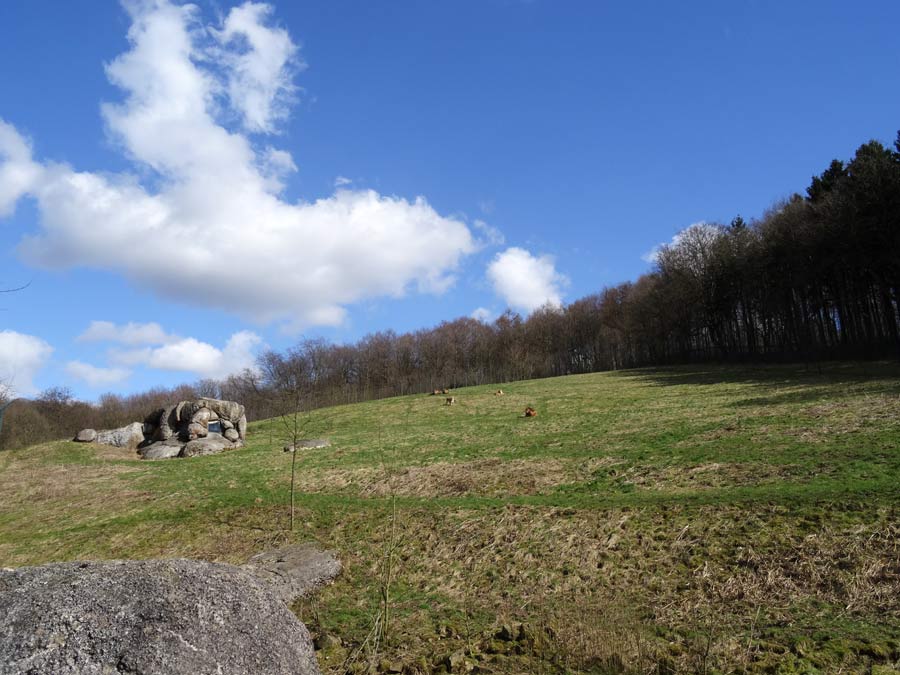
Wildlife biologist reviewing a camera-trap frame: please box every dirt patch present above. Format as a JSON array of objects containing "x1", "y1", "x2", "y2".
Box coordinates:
[
  {"x1": 0, "y1": 461, "x2": 141, "y2": 505},
  {"x1": 88, "y1": 443, "x2": 144, "y2": 463},
  {"x1": 363, "y1": 458, "x2": 569, "y2": 497},
  {"x1": 595, "y1": 461, "x2": 801, "y2": 492},
  {"x1": 788, "y1": 395, "x2": 900, "y2": 442}
]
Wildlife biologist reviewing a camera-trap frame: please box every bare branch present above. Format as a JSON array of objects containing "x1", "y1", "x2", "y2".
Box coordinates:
[{"x1": 0, "y1": 281, "x2": 31, "y2": 293}]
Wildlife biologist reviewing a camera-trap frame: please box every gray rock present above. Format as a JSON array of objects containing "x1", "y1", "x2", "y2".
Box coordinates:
[
  {"x1": 200, "y1": 398, "x2": 245, "y2": 427},
  {"x1": 95, "y1": 422, "x2": 145, "y2": 449},
  {"x1": 237, "y1": 413, "x2": 248, "y2": 440},
  {"x1": 139, "y1": 442, "x2": 183, "y2": 460},
  {"x1": 152, "y1": 406, "x2": 176, "y2": 442},
  {"x1": 191, "y1": 407, "x2": 212, "y2": 427},
  {"x1": 223, "y1": 427, "x2": 240, "y2": 442},
  {"x1": 221, "y1": 419, "x2": 235, "y2": 431},
  {"x1": 242, "y1": 543, "x2": 342, "y2": 604},
  {"x1": 180, "y1": 433, "x2": 232, "y2": 457},
  {"x1": 0, "y1": 558, "x2": 320, "y2": 675},
  {"x1": 285, "y1": 439, "x2": 331, "y2": 452},
  {"x1": 174, "y1": 400, "x2": 190, "y2": 424},
  {"x1": 74, "y1": 428, "x2": 96, "y2": 442},
  {"x1": 186, "y1": 422, "x2": 207, "y2": 440}
]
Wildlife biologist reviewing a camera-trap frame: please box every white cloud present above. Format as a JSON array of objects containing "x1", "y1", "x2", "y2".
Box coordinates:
[
  {"x1": 65, "y1": 361, "x2": 131, "y2": 388},
  {"x1": 78, "y1": 320, "x2": 176, "y2": 345},
  {"x1": 80, "y1": 320, "x2": 263, "y2": 380},
  {"x1": 212, "y1": 1, "x2": 300, "y2": 134},
  {"x1": 0, "y1": 1, "x2": 475, "y2": 331},
  {"x1": 0, "y1": 330, "x2": 53, "y2": 396},
  {"x1": 0, "y1": 120, "x2": 42, "y2": 218},
  {"x1": 487, "y1": 247, "x2": 567, "y2": 315},
  {"x1": 473, "y1": 219, "x2": 505, "y2": 247},
  {"x1": 112, "y1": 330, "x2": 262, "y2": 379},
  {"x1": 640, "y1": 246, "x2": 662, "y2": 264},
  {"x1": 471, "y1": 307, "x2": 492, "y2": 322}
]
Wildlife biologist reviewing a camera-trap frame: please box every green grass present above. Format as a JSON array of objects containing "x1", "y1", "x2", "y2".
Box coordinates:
[{"x1": 1, "y1": 362, "x2": 899, "y2": 674}]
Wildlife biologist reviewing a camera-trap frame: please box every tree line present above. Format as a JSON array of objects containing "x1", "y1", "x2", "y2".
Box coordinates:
[{"x1": 2, "y1": 132, "x2": 898, "y2": 449}]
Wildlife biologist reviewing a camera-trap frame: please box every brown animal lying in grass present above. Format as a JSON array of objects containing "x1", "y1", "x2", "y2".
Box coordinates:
[
  {"x1": 524, "y1": 406, "x2": 537, "y2": 417},
  {"x1": 495, "y1": 389, "x2": 504, "y2": 396}
]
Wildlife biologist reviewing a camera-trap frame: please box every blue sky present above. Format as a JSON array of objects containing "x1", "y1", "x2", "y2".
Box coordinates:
[{"x1": 0, "y1": 0, "x2": 898, "y2": 400}]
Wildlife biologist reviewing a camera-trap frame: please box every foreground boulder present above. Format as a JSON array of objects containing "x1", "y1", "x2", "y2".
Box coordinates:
[{"x1": 0, "y1": 558, "x2": 320, "y2": 675}]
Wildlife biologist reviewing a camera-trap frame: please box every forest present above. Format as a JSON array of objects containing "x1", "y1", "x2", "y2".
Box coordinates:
[{"x1": 2, "y1": 132, "x2": 898, "y2": 450}]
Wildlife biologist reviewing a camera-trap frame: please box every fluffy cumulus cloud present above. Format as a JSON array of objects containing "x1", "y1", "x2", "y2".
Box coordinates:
[
  {"x1": 65, "y1": 361, "x2": 131, "y2": 388},
  {"x1": 0, "y1": 330, "x2": 53, "y2": 396},
  {"x1": 487, "y1": 247, "x2": 567, "y2": 315},
  {"x1": 138, "y1": 331, "x2": 261, "y2": 377},
  {"x1": 211, "y1": 1, "x2": 300, "y2": 134},
  {"x1": 78, "y1": 320, "x2": 176, "y2": 346},
  {"x1": 77, "y1": 320, "x2": 263, "y2": 380},
  {"x1": 471, "y1": 306, "x2": 492, "y2": 322},
  {"x1": 0, "y1": 1, "x2": 475, "y2": 330},
  {"x1": 473, "y1": 219, "x2": 505, "y2": 248},
  {"x1": 0, "y1": 121, "x2": 41, "y2": 218}
]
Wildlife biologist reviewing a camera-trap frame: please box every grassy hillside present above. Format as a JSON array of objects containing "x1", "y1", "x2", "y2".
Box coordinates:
[{"x1": 1, "y1": 363, "x2": 899, "y2": 674}]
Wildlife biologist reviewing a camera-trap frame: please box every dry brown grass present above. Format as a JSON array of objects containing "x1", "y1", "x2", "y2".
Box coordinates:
[
  {"x1": 314, "y1": 498, "x2": 900, "y2": 672},
  {"x1": 623, "y1": 461, "x2": 799, "y2": 491},
  {"x1": 362, "y1": 458, "x2": 569, "y2": 498},
  {"x1": 285, "y1": 456, "x2": 629, "y2": 499}
]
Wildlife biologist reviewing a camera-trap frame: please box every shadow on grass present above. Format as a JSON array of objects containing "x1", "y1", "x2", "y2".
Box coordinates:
[{"x1": 609, "y1": 361, "x2": 900, "y2": 402}]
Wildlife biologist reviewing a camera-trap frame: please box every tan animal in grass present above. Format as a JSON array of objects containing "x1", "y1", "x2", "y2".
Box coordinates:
[
  {"x1": 495, "y1": 389, "x2": 504, "y2": 396},
  {"x1": 441, "y1": 388, "x2": 450, "y2": 395},
  {"x1": 430, "y1": 389, "x2": 441, "y2": 396},
  {"x1": 445, "y1": 397, "x2": 456, "y2": 405},
  {"x1": 524, "y1": 406, "x2": 537, "y2": 417}
]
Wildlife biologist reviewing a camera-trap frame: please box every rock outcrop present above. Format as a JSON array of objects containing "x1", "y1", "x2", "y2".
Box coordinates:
[
  {"x1": 284, "y1": 438, "x2": 331, "y2": 452},
  {"x1": 74, "y1": 428, "x2": 96, "y2": 442},
  {"x1": 94, "y1": 422, "x2": 145, "y2": 449},
  {"x1": 0, "y1": 558, "x2": 321, "y2": 675},
  {"x1": 242, "y1": 543, "x2": 342, "y2": 604},
  {"x1": 181, "y1": 434, "x2": 232, "y2": 457},
  {"x1": 76, "y1": 397, "x2": 248, "y2": 460}
]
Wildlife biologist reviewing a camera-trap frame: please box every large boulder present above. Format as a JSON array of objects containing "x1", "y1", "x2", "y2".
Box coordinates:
[
  {"x1": 95, "y1": 422, "x2": 145, "y2": 449},
  {"x1": 0, "y1": 558, "x2": 320, "y2": 675},
  {"x1": 151, "y1": 406, "x2": 176, "y2": 442},
  {"x1": 200, "y1": 398, "x2": 245, "y2": 428},
  {"x1": 186, "y1": 421, "x2": 208, "y2": 440},
  {"x1": 138, "y1": 439, "x2": 183, "y2": 460},
  {"x1": 180, "y1": 433, "x2": 231, "y2": 457},
  {"x1": 74, "y1": 428, "x2": 96, "y2": 443},
  {"x1": 91, "y1": 397, "x2": 248, "y2": 460}
]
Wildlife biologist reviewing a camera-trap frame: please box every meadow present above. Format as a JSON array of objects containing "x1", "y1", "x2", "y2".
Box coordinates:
[{"x1": 1, "y1": 362, "x2": 899, "y2": 674}]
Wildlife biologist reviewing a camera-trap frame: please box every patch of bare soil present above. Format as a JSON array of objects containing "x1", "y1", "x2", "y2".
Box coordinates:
[
  {"x1": 361, "y1": 458, "x2": 569, "y2": 497},
  {"x1": 788, "y1": 395, "x2": 900, "y2": 442},
  {"x1": 89, "y1": 443, "x2": 144, "y2": 462},
  {"x1": 629, "y1": 462, "x2": 799, "y2": 491},
  {"x1": 0, "y1": 461, "x2": 141, "y2": 506}
]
